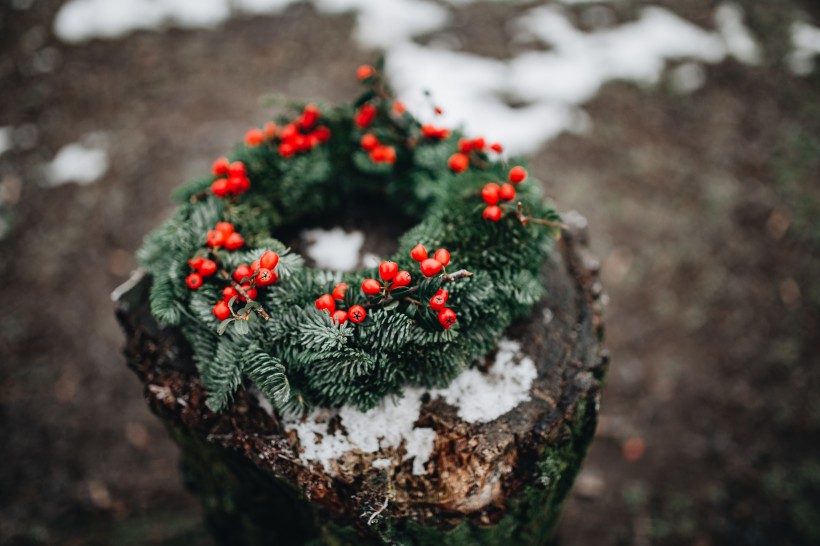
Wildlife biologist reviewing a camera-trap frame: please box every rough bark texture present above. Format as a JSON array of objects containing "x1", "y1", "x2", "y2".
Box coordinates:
[{"x1": 115, "y1": 217, "x2": 607, "y2": 546}]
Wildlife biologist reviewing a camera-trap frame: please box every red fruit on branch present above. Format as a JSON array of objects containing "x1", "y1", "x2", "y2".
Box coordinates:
[
  {"x1": 212, "y1": 157, "x2": 230, "y2": 177},
  {"x1": 206, "y1": 230, "x2": 225, "y2": 248},
  {"x1": 360, "y1": 133, "x2": 378, "y2": 151},
  {"x1": 245, "y1": 128, "x2": 265, "y2": 147},
  {"x1": 410, "y1": 244, "x2": 428, "y2": 262},
  {"x1": 239, "y1": 284, "x2": 257, "y2": 301},
  {"x1": 448, "y1": 153, "x2": 469, "y2": 173},
  {"x1": 186, "y1": 273, "x2": 203, "y2": 290},
  {"x1": 420, "y1": 125, "x2": 450, "y2": 140},
  {"x1": 211, "y1": 178, "x2": 230, "y2": 197},
  {"x1": 430, "y1": 289, "x2": 448, "y2": 311},
  {"x1": 490, "y1": 143, "x2": 503, "y2": 153},
  {"x1": 508, "y1": 166, "x2": 527, "y2": 184},
  {"x1": 471, "y1": 137, "x2": 486, "y2": 151},
  {"x1": 438, "y1": 308, "x2": 457, "y2": 329},
  {"x1": 188, "y1": 256, "x2": 204, "y2": 270},
  {"x1": 199, "y1": 259, "x2": 217, "y2": 277},
  {"x1": 420, "y1": 258, "x2": 443, "y2": 277},
  {"x1": 458, "y1": 138, "x2": 472, "y2": 154},
  {"x1": 362, "y1": 278, "x2": 382, "y2": 295},
  {"x1": 332, "y1": 282, "x2": 349, "y2": 300},
  {"x1": 224, "y1": 232, "x2": 244, "y2": 250},
  {"x1": 229, "y1": 161, "x2": 247, "y2": 178},
  {"x1": 483, "y1": 205, "x2": 502, "y2": 222},
  {"x1": 222, "y1": 286, "x2": 239, "y2": 301},
  {"x1": 256, "y1": 268, "x2": 276, "y2": 287},
  {"x1": 315, "y1": 294, "x2": 336, "y2": 314},
  {"x1": 356, "y1": 64, "x2": 375, "y2": 80},
  {"x1": 299, "y1": 104, "x2": 320, "y2": 130},
  {"x1": 263, "y1": 122, "x2": 278, "y2": 139},
  {"x1": 213, "y1": 301, "x2": 231, "y2": 321},
  {"x1": 392, "y1": 270, "x2": 412, "y2": 288},
  {"x1": 215, "y1": 222, "x2": 234, "y2": 236},
  {"x1": 355, "y1": 104, "x2": 377, "y2": 128},
  {"x1": 260, "y1": 250, "x2": 279, "y2": 270},
  {"x1": 481, "y1": 183, "x2": 500, "y2": 205},
  {"x1": 332, "y1": 310, "x2": 348, "y2": 324},
  {"x1": 433, "y1": 248, "x2": 450, "y2": 266},
  {"x1": 233, "y1": 264, "x2": 252, "y2": 283},
  {"x1": 499, "y1": 183, "x2": 516, "y2": 201},
  {"x1": 392, "y1": 101, "x2": 406, "y2": 114},
  {"x1": 379, "y1": 261, "x2": 399, "y2": 281},
  {"x1": 279, "y1": 142, "x2": 295, "y2": 158},
  {"x1": 348, "y1": 305, "x2": 367, "y2": 323},
  {"x1": 313, "y1": 126, "x2": 332, "y2": 143}
]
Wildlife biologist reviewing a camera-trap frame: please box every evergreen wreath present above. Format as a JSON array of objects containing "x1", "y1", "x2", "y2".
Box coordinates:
[{"x1": 138, "y1": 64, "x2": 562, "y2": 414}]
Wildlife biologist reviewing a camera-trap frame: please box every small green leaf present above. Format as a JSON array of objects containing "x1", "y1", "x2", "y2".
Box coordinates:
[
  {"x1": 389, "y1": 287, "x2": 411, "y2": 299},
  {"x1": 233, "y1": 319, "x2": 250, "y2": 335},
  {"x1": 384, "y1": 300, "x2": 399, "y2": 311},
  {"x1": 217, "y1": 318, "x2": 233, "y2": 336}
]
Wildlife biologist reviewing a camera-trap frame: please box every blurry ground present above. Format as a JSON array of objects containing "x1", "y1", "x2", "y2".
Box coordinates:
[{"x1": 1, "y1": 1, "x2": 819, "y2": 545}]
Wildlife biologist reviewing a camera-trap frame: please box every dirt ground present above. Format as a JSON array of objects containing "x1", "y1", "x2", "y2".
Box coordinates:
[{"x1": 1, "y1": 1, "x2": 818, "y2": 545}]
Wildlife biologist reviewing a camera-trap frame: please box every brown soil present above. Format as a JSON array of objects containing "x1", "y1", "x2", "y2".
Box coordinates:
[{"x1": 1, "y1": 1, "x2": 818, "y2": 545}]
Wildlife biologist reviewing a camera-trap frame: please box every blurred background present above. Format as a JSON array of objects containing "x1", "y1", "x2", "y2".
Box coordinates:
[{"x1": 1, "y1": 0, "x2": 819, "y2": 544}]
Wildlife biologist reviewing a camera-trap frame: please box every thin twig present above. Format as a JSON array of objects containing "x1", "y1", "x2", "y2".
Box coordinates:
[{"x1": 516, "y1": 201, "x2": 566, "y2": 229}]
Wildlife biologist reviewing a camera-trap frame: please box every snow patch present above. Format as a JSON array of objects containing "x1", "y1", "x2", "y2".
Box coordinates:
[
  {"x1": 45, "y1": 142, "x2": 109, "y2": 187},
  {"x1": 788, "y1": 21, "x2": 820, "y2": 75},
  {"x1": 301, "y1": 227, "x2": 364, "y2": 271},
  {"x1": 0, "y1": 127, "x2": 12, "y2": 157},
  {"x1": 669, "y1": 62, "x2": 706, "y2": 94},
  {"x1": 278, "y1": 338, "x2": 536, "y2": 475},
  {"x1": 714, "y1": 3, "x2": 761, "y2": 65}
]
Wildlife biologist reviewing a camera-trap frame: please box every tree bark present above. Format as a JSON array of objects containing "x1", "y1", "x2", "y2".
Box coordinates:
[{"x1": 115, "y1": 215, "x2": 607, "y2": 546}]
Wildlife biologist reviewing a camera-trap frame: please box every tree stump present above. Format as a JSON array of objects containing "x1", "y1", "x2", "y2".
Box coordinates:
[{"x1": 115, "y1": 213, "x2": 607, "y2": 546}]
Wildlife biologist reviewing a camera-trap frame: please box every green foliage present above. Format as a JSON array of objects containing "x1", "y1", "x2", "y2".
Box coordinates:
[{"x1": 138, "y1": 93, "x2": 559, "y2": 414}]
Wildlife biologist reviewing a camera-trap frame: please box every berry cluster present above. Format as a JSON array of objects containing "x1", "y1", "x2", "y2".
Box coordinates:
[
  {"x1": 206, "y1": 221, "x2": 245, "y2": 250},
  {"x1": 315, "y1": 282, "x2": 367, "y2": 325},
  {"x1": 410, "y1": 244, "x2": 458, "y2": 329},
  {"x1": 360, "y1": 133, "x2": 396, "y2": 165},
  {"x1": 186, "y1": 256, "x2": 217, "y2": 290},
  {"x1": 447, "y1": 136, "x2": 504, "y2": 174},
  {"x1": 421, "y1": 124, "x2": 451, "y2": 140},
  {"x1": 481, "y1": 166, "x2": 529, "y2": 222},
  {"x1": 244, "y1": 103, "x2": 331, "y2": 158},
  {"x1": 361, "y1": 260, "x2": 413, "y2": 297},
  {"x1": 210, "y1": 159, "x2": 251, "y2": 198}
]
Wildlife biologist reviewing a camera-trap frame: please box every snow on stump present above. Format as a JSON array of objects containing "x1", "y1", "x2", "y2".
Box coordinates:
[{"x1": 115, "y1": 215, "x2": 607, "y2": 546}]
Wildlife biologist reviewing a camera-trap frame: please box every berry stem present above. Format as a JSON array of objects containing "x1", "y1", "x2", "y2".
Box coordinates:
[
  {"x1": 516, "y1": 201, "x2": 566, "y2": 229},
  {"x1": 217, "y1": 270, "x2": 271, "y2": 321}
]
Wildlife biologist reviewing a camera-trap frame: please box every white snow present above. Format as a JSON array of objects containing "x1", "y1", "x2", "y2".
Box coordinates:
[
  {"x1": 669, "y1": 62, "x2": 706, "y2": 94},
  {"x1": 45, "y1": 142, "x2": 109, "y2": 187},
  {"x1": 277, "y1": 338, "x2": 536, "y2": 475},
  {"x1": 788, "y1": 21, "x2": 820, "y2": 75},
  {"x1": 714, "y1": 3, "x2": 761, "y2": 66},
  {"x1": 0, "y1": 127, "x2": 11, "y2": 157},
  {"x1": 301, "y1": 227, "x2": 364, "y2": 271}
]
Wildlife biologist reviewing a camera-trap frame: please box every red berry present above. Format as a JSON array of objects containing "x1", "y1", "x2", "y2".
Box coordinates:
[
  {"x1": 499, "y1": 183, "x2": 516, "y2": 201},
  {"x1": 222, "y1": 286, "x2": 239, "y2": 301},
  {"x1": 357, "y1": 64, "x2": 375, "y2": 80},
  {"x1": 433, "y1": 248, "x2": 450, "y2": 266},
  {"x1": 379, "y1": 261, "x2": 398, "y2": 281},
  {"x1": 434, "y1": 106, "x2": 443, "y2": 115},
  {"x1": 438, "y1": 308, "x2": 457, "y2": 329},
  {"x1": 228, "y1": 176, "x2": 248, "y2": 195},
  {"x1": 211, "y1": 157, "x2": 230, "y2": 176},
  {"x1": 483, "y1": 205, "x2": 502, "y2": 222},
  {"x1": 448, "y1": 153, "x2": 469, "y2": 173},
  {"x1": 199, "y1": 259, "x2": 217, "y2": 277},
  {"x1": 206, "y1": 230, "x2": 225, "y2": 247},
  {"x1": 355, "y1": 104, "x2": 377, "y2": 128},
  {"x1": 188, "y1": 256, "x2": 204, "y2": 271},
  {"x1": 348, "y1": 305, "x2": 367, "y2": 323},
  {"x1": 215, "y1": 222, "x2": 234, "y2": 236},
  {"x1": 332, "y1": 310, "x2": 348, "y2": 324},
  {"x1": 279, "y1": 141, "x2": 295, "y2": 157},
  {"x1": 263, "y1": 122, "x2": 278, "y2": 139},
  {"x1": 313, "y1": 126, "x2": 331, "y2": 143},
  {"x1": 211, "y1": 178, "x2": 230, "y2": 197},
  {"x1": 229, "y1": 161, "x2": 246, "y2": 178},
  {"x1": 410, "y1": 244, "x2": 428, "y2": 262},
  {"x1": 245, "y1": 128, "x2": 264, "y2": 147},
  {"x1": 490, "y1": 143, "x2": 503, "y2": 153},
  {"x1": 471, "y1": 137, "x2": 486, "y2": 151},
  {"x1": 420, "y1": 258, "x2": 443, "y2": 277},
  {"x1": 315, "y1": 294, "x2": 336, "y2": 314},
  {"x1": 458, "y1": 138, "x2": 472, "y2": 154},
  {"x1": 508, "y1": 166, "x2": 527, "y2": 184},
  {"x1": 233, "y1": 264, "x2": 252, "y2": 283},
  {"x1": 392, "y1": 270, "x2": 412, "y2": 288},
  {"x1": 392, "y1": 101, "x2": 406, "y2": 114},
  {"x1": 224, "y1": 232, "x2": 244, "y2": 250},
  {"x1": 361, "y1": 133, "x2": 379, "y2": 151},
  {"x1": 332, "y1": 282, "x2": 349, "y2": 300},
  {"x1": 379, "y1": 146, "x2": 397, "y2": 165},
  {"x1": 362, "y1": 278, "x2": 382, "y2": 295},
  {"x1": 481, "y1": 183, "x2": 500, "y2": 205},
  {"x1": 239, "y1": 284, "x2": 257, "y2": 301},
  {"x1": 430, "y1": 289, "x2": 448, "y2": 311},
  {"x1": 260, "y1": 250, "x2": 279, "y2": 270},
  {"x1": 421, "y1": 125, "x2": 450, "y2": 140},
  {"x1": 251, "y1": 259, "x2": 261, "y2": 272},
  {"x1": 186, "y1": 273, "x2": 203, "y2": 290},
  {"x1": 256, "y1": 267, "x2": 275, "y2": 287},
  {"x1": 213, "y1": 301, "x2": 231, "y2": 321},
  {"x1": 299, "y1": 103, "x2": 320, "y2": 130}
]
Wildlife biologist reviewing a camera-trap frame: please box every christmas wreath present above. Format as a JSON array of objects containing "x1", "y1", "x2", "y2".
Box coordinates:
[{"x1": 138, "y1": 65, "x2": 562, "y2": 413}]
